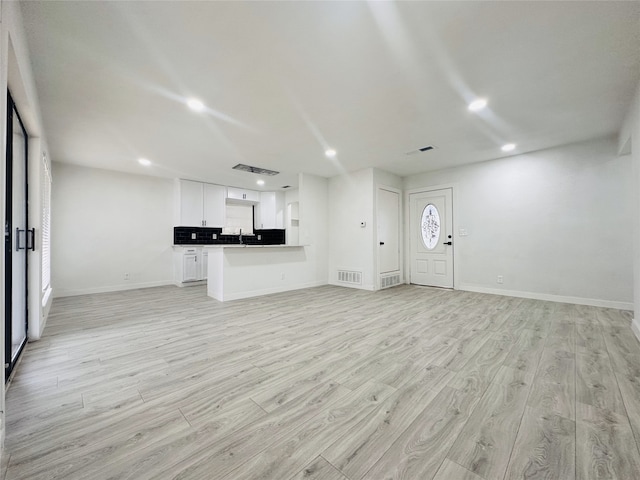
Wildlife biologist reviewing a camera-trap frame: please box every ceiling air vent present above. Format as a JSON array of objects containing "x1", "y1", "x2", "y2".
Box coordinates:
[
  {"x1": 232, "y1": 164, "x2": 280, "y2": 176},
  {"x1": 405, "y1": 145, "x2": 437, "y2": 156}
]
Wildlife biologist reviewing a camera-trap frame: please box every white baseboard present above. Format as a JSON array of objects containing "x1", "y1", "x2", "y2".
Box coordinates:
[
  {"x1": 458, "y1": 284, "x2": 634, "y2": 311},
  {"x1": 632, "y1": 318, "x2": 640, "y2": 344},
  {"x1": 328, "y1": 281, "x2": 376, "y2": 291},
  {"x1": 220, "y1": 281, "x2": 328, "y2": 302},
  {"x1": 174, "y1": 280, "x2": 206, "y2": 288},
  {"x1": 53, "y1": 280, "x2": 175, "y2": 298}
]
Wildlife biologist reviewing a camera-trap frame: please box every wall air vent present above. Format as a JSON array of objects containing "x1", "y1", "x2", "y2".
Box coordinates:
[
  {"x1": 405, "y1": 145, "x2": 437, "y2": 156},
  {"x1": 337, "y1": 270, "x2": 362, "y2": 285},
  {"x1": 380, "y1": 274, "x2": 401, "y2": 289},
  {"x1": 232, "y1": 164, "x2": 280, "y2": 176}
]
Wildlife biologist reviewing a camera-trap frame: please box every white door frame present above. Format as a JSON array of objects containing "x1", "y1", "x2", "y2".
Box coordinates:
[
  {"x1": 375, "y1": 184, "x2": 402, "y2": 290},
  {"x1": 404, "y1": 183, "x2": 459, "y2": 289}
]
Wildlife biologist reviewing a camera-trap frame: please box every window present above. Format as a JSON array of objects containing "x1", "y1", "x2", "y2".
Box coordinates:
[
  {"x1": 41, "y1": 154, "x2": 52, "y2": 295},
  {"x1": 421, "y1": 203, "x2": 440, "y2": 250},
  {"x1": 224, "y1": 203, "x2": 253, "y2": 234}
]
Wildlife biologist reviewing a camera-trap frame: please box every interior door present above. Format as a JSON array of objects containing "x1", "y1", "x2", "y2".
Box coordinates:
[
  {"x1": 377, "y1": 188, "x2": 400, "y2": 274},
  {"x1": 5, "y1": 92, "x2": 29, "y2": 380},
  {"x1": 409, "y1": 188, "x2": 453, "y2": 288}
]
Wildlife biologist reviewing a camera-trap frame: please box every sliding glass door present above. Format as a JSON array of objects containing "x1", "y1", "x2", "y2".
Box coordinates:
[{"x1": 5, "y1": 92, "x2": 29, "y2": 380}]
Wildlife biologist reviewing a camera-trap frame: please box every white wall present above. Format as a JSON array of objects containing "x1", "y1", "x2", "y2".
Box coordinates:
[
  {"x1": 284, "y1": 188, "x2": 299, "y2": 245},
  {"x1": 620, "y1": 79, "x2": 640, "y2": 338},
  {"x1": 404, "y1": 136, "x2": 633, "y2": 309},
  {"x1": 52, "y1": 163, "x2": 174, "y2": 296},
  {"x1": 374, "y1": 169, "x2": 403, "y2": 191},
  {"x1": 328, "y1": 168, "x2": 403, "y2": 291},
  {"x1": 299, "y1": 173, "x2": 329, "y2": 285},
  {"x1": 329, "y1": 168, "x2": 375, "y2": 290}
]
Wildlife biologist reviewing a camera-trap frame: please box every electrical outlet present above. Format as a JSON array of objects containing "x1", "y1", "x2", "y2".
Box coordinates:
[
  {"x1": 497, "y1": 275, "x2": 503, "y2": 284},
  {"x1": 257, "y1": 235, "x2": 262, "y2": 241},
  {"x1": 212, "y1": 233, "x2": 217, "y2": 240},
  {"x1": 191, "y1": 233, "x2": 197, "y2": 240},
  {"x1": 124, "y1": 273, "x2": 130, "y2": 280}
]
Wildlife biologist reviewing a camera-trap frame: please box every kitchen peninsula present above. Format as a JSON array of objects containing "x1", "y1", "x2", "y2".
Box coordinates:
[
  {"x1": 173, "y1": 178, "x2": 321, "y2": 301},
  {"x1": 206, "y1": 244, "x2": 308, "y2": 301}
]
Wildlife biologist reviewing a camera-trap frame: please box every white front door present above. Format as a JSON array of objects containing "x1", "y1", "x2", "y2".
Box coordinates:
[
  {"x1": 377, "y1": 188, "x2": 400, "y2": 274},
  {"x1": 409, "y1": 188, "x2": 453, "y2": 288}
]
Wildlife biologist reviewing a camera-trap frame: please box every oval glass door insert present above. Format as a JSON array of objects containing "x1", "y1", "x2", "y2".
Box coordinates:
[{"x1": 421, "y1": 203, "x2": 441, "y2": 250}]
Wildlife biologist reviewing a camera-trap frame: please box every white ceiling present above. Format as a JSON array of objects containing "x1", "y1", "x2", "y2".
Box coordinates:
[{"x1": 20, "y1": 1, "x2": 640, "y2": 190}]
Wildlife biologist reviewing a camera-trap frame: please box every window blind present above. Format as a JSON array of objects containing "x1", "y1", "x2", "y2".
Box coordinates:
[{"x1": 41, "y1": 155, "x2": 51, "y2": 293}]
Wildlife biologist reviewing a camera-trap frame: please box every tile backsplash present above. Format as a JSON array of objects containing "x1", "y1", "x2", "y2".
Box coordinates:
[{"x1": 174, "y1": 227, "x2": 285, "y2": 246}]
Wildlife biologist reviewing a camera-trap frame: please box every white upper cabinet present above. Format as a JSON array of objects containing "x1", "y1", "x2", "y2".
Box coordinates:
[
  {"x1": 227, "y1": 186, "x2": 260, "y2": 203},
  {"x1": 203, "y1": 184, "x2": 225, "y2": 227},
  {"x1": 255, "y1": 191, "x2": 284, "y2": 229},
  {"x1": 178, "y1": 180, "x2": 225, "y2": 227},
  {"x1": 179, "y1": 180, "x2": 204, "y2": 227}
]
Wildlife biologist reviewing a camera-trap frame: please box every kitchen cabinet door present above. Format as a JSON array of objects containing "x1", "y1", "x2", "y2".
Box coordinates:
[
  {"x1": 183, "y1": 253, "x2": 199, "y2": 282},
  {"x1": 256, "y1": 192, "x2": 275, "y2": 229},
  {"x1": 227, "y1": 187, "x2": 259, "y2": 203},
  {"x1": 179, "y1": 180, "x2": 204, "y2": 227},
  {"x1": 244, "y1": 189, "x2": 260, "y2": 202},
  {"x1": 201, "y1": 250, "x2": 208, "y2": 280},
  {"x1": 256, "y1": 191, "x2": 285, "y2": 229},
  {"x1": 203, "y1": 184, "x2": 225, "y2": 227}
]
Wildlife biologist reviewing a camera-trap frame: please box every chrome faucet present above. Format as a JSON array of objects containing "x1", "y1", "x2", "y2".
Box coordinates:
[{"x1": 239, "y1": 228, "x2": 242, "y2": 244}]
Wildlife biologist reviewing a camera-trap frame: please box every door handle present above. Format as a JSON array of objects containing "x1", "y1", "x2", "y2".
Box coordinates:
[
  {"x1": 379, "y1": 242, "x2": 384, "y2": 245},
  {"x1": 27, "y1": 228, "x2": 35, "y2": 251},
  {"x1": 443, "y1": 241, "x2": 452, "y2": 245},
  {"x1": 15, "y1": 228, "x2": 25, "y2": 251}
]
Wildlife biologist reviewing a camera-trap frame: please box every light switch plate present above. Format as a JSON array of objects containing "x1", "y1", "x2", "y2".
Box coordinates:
[{"x1": 459, "y1": 228, "x2": 468, "y2": 236}]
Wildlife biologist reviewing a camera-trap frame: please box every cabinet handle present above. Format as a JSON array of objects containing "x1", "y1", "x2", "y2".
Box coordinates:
[
  {"x1": 204, "y1": 220, "x2": 206, "y2": 226},
  {"x1": 15, "y1": 228, "x2": 25, "y2": 251},
  {"x1": 27, "y1": 228, "x2": 35, "y2": 251}
]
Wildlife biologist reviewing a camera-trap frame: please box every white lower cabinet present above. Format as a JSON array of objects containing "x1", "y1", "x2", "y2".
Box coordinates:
[
  {"x1": 202, "y1": 250, "x2": 208, "y2": 280},
  {"x1": 183, "y1": 252, "x2": 199, "y2": 282},
  {"x1": 173, "y1": 247, "x2": 207, "y2": 285}
]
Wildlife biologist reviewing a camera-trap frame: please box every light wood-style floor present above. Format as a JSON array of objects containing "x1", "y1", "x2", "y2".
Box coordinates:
[{"x1": 3, "y1": 284, "x2": 640, "y2": 480}]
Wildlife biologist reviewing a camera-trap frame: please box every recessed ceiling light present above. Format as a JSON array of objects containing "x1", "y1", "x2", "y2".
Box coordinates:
[
  {"x1": 501, "y1": 143, "x2": 516, "y2": 152},
  {"x1": 468, "y1": 98, "x2": 487, "y2": 112},
  {"x1": 325, "y1": 149, "x2": 337, "y2": 158},
  {"x1": 256, "y1": 180, "x2": 265, "y2": 186},
  {"x1": 186, "y1": 98, "x2": 205, "y2": 112},
  {"x1": 138, "y1": 158, "x2": 151, "y2": 166}
]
